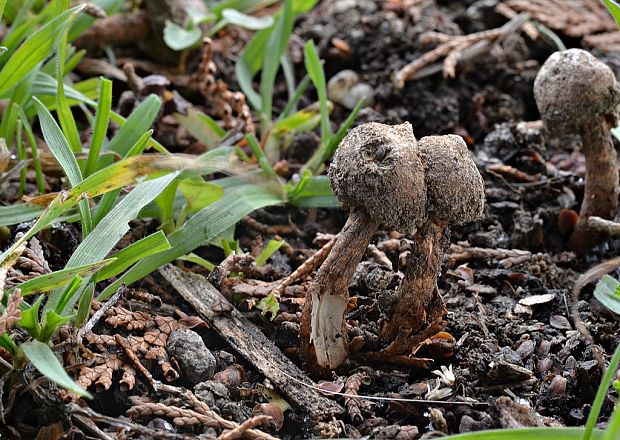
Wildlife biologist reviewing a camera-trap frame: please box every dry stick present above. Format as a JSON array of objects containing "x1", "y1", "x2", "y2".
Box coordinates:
[
  {"x1": 494, "y1": 2, "x2": 539, "y2": 40},
  {"x1": 66, "y1": 403, "x2": 191, "y2": 440},
  {"x1": 241, "y1": 216, "x2": 305, "y2": 237},
  {"x1": 571, "y1": 256, "x2": 620, "y2": 370},
  {"x1": 114, "y1": 334, "x2": 155, "y2": 389},
  {"x1": 77, "y1": 285, "x2": 125, "y2": 356},
  {"x1": 588, "y1": 216, "x2": 620, "y2": 237},
  {"x1": 270, "y1": 362, "x2": 479, "y2": 406},
  {"x1": 394, "y1": 13, "x2": 529, "y2": 86},
  {"x1": 127, "y1": 402, "x2": 276, "y2": 440},
  {"x1": 217, "y1": 416, "x2": 272, "y2": 440},
  {"x1": 271, "y1": 236, "x2": 337, "y2": 299}
]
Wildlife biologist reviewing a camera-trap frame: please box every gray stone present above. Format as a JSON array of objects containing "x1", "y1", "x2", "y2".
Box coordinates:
[{"x1": 167, "y1": 329, "x2": 216, "y2": 387}]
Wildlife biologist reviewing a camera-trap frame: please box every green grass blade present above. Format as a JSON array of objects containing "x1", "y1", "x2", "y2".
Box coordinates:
[
  {"x1": 304, "y1": 97, "x2": 363, "y2": 175},
  {"x1": 235, "y1": 27, "x2": 271, "y2": 111},
  {"x1": 603, "y1": 0, "x2": 620, "y2": 28},
  {"x1": 0, "y1": 5, "x2": 85, "y2": 95},
  {"x1": 0, "y1": 204, "x2": 44, "y2": 226},
  {"x1": 31, "y1": 72, "x2": 97, "y2": 107},
  {"x1": 105, "y1": 94, "x2": 161, "y2": 158},
  {"x1": 93, "y1": 231, "x2": 171, "y2": 282},
  {"x1": 33, "y1": 96, "x2": 82, "y2": 185},
  {"x1": 55, "y1": 28, "x2": 81, "y2": 153},
  {"x1": 280, "y1": 74, "x2": 310, "y2": 119},
  {"x1": 444, "y1": 428, "x2": 605, "y2": 440},
  {"x1": 66, "y1": 173, "x2": 179, "y2": 270},
  {"x1": 18, "y1": 106, "x2": 45, "y2": 193},
  {"x1": 255, "y1": 239, "x2": 283, "y2": 266},
  {"x1": 0, "y1": 156, "x2": 185, "y2": 264},
  {"x1": 583, "y1": 342, "x2": 620, "y2": 440},
  {"x1": 174, "y1": 108, "x2": 226, "y2": 149},
  {"x1": 85, "y1": 77, "x2": 112, "y2": 176},
  {"x1": 93, "y1": 129, "x2": 154, "y2": 225},
  {"x1": 605, "y1": 403, "x2": 620, "y2": 440},
  {"x1": 259, "y1": 0, "x2": 293, "y2": 122},
  {"x1": 75, "y1": 283, "x2": 94, "y2": 327},
  {"x1": 33, "y1": 96, "x2": 92, "y2": 235},
  {"x1": 177, "y1": 253, "x2": 215, "y2": 271},
  {"x1": 303, "y1": 40, "x2": 330, "y2": 142},
  {"x1": 47, "y1": 173, "x2": 179, "y2": 313},
  {"x1": 287, "y1": 175, "x2": 339, "y2": 208},
  {"x1": 9, "y1": 259, "x2": 114, "y2": 296},
  {"x1": 327, "y1": 98, "x2": 364, "y2": 156},
  {"x1": 21, "y1": 340, "x2": 92, "y2": 398},
  {"x1": 99, "y1": 184, "x2": 285, "y2": 300},
  {"x1": 246, "y1": 133, "x2": 277, "y2": 177},
  {"x1": 16, "y1": 120, "x2": 26, "y2": 196},
  {"x1": 594, "y1": 275, "x2": 620, "y2": 315}
]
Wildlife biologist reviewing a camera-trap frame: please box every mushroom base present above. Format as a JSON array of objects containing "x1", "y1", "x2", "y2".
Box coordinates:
[
  {"x1": 379, "y1": 222, "x2": 448, "y2": 356},
  {"x1": 300, "y1": 209, "x2": 378, "y2": 373}
]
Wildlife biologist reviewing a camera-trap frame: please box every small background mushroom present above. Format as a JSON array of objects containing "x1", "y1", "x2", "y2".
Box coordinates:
[{"x1": 534, "y1": 48, "x2": 620, "y2": 252}]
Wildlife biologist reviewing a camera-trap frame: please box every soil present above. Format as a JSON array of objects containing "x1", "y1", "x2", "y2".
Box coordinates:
[{"x1": 2, "y1": 0, "x2": 620, "y2": 439}]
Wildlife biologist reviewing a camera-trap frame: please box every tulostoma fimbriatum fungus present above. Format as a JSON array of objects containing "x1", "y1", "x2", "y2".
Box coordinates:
[
  {"x1": 378, "y1": 135, "x2": 485, "y2": 360},
  {"x1": 300, "y1": 123, "x2": 485, "y2": 372},
  {"x1": 534, "y1": 49, "x2": 620, "y2": 253}
]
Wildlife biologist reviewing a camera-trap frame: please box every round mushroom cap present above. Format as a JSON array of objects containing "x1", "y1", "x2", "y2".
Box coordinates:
[
  {"x1": 329, "y1": 122, "x2": 427, "y2": 233},
  {"x1": 534, "y1": 49, "x2": 620, "y2": 135},
  {"x1": 418, "y1": 135, "x2": 485, "y2": 226}
]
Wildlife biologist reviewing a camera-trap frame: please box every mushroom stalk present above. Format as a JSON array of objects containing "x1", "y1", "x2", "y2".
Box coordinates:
[
  {"x1": 570, "y1": 119, "x2": 619, "y2": 252},
  {"x1": 301, "y1": 209, "x2": 378, "y2": 371},
  {"x1": 380, "y1": 222, "x2": 447, "y2": 345}
]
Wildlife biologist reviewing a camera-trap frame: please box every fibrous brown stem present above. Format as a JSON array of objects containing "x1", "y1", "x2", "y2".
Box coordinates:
[
  {"x1": 380, "y1": 222, "x2": 447, "y2": 353},
  {"x1": 569, "y1": 118, "x2": 619, "y2": 253},
  {"x1": 300, "y1": 210, "x2": 378, "y2": 372}
]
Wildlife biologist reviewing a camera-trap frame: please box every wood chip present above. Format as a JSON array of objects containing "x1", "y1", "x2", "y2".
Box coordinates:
[
  {"x1": 549, "y1": 315, "x2": 571, "y2": 330},
  {"x1": 518, "y1": 293, "x2": 555, "y2": 306}
]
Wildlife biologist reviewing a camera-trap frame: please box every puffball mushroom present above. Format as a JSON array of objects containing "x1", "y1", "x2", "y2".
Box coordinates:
[
  {"x1": 300, "y1": 122, "x2": 426, "y2": 372},
  {"x1": 534, "y1": 49, "x2": 620, "y2": 252},
  {"x1": 380, "y1": 135, "x2": 485, "y2": 347}
]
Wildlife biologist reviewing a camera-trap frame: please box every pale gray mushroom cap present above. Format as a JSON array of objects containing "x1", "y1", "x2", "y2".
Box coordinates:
[
  {"x1": 534, "y1": 49, "x2": 620, "y2": 135},
  {"x1": 418, "y1": 135, "x2": 485, "y2": 226},
  {"x1": 328, "y1": 122, "x2": 427, "y2": 233}
]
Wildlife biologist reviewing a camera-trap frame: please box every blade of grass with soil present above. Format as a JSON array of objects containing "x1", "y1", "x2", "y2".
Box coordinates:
[
  {"x1": 21, "y1": 340, "x2": 92, "y2": 398},
  {"x1": 98, "y1": 183, "x2": 285, "y2": 300}
]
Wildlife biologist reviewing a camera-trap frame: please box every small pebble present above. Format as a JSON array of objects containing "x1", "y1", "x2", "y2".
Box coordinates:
[{"x1": 167, "y1": 329, "x2": 216, "y2": 387}]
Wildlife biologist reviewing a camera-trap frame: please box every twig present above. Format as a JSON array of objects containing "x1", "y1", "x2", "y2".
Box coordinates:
[
  {"x1": 394, "y1": 13, "x2": 529, "y2": 86},
  {"x1": 271, "y1": 236, "x2": 337, "y2": 298},
  {"x1": 114, "y1": 334, "x2": 155, "y2": 389},
  {"x1": 241, "y1": 216, "x2": 305, "y2": 237},
  {"x1": 78, "y1": 285, "x2": 125, "y2": 354},
  {"x1": 67, "y1": 404, "x2": 191, "y2": 440},
  {"x1": 588, "y1": 216, "x2": 620, "y2": 237},
  {"x1": 448, "y1": 243, "x2": 532, "y2": 268},
  {"x1": 271, "y1": 361, "x2": 478, "y2": 406},
  {"x1": 217, "y1": 416, "x2": 272, "y2": 440}
]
